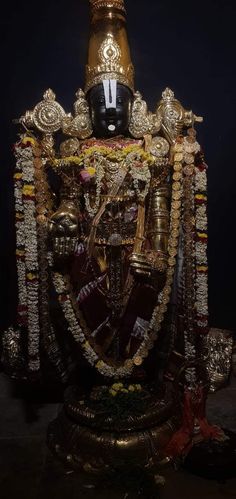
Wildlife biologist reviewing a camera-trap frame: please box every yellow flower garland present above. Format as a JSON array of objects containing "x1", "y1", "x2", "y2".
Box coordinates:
[{"x1": 52, "y1": 144, "x2": 154, "y2": 169}]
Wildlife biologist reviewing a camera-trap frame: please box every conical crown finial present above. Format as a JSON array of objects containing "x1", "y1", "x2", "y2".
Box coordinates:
[{"x1": 89, "y1": 0, "x2": 126, "y2": 13}]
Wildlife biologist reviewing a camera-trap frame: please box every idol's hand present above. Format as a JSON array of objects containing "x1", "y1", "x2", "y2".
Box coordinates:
[
  {"x1": 129, "y1": 250, "x2": 167, "y2": 281},
  {"x1": 129, "y1": 252, "x2": 153, "y2": 279},
  {"x1": 48, "y1": 201, "x2": 78, "y2": 257}
]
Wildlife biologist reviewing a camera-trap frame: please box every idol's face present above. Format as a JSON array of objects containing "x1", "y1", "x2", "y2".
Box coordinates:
[{"x1": 88, "y1": 81, "x2": 133, "y2": 138}]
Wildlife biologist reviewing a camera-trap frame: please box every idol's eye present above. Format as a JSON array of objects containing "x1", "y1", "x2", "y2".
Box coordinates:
[
  {"x1": 99, "y1": 97, "x2": 105, "y2": 105},
  {"x1": 117, "y1": 97, "x2": 123, "y2": 104}
]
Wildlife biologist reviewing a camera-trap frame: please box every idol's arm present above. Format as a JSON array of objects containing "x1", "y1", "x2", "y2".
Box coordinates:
[
  {"x1": 129, "y1": 178, "x2": 170, "y2": 281},
  {"x1": 146, "y1": 183, "x2": 170, "y2": 269}
]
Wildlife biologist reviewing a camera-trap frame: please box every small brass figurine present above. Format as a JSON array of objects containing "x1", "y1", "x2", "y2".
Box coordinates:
[{"x1": 3, "y1": 0, "x2": 228, "y2": 476}]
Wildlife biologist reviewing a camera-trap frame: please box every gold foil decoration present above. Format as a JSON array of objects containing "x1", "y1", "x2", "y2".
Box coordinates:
[
  {"x1": 129, "y1": 91, "x2": 161, "y2": 138},
  {"x1": 157, "y1": 87, "x2": 203, "y2": 141},
  {"x1": 85, "y1": 0, "x2": 134, "y2": 92},
  {"x1": 90, "y1": 0, "x2": 126, "y2": 12}
]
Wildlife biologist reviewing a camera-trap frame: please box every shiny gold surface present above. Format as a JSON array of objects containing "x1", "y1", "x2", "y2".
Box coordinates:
[
  {"x1": 65, "y1": 386, "x2": 174, "y2": 431},
  {"x1": 90, "y1": 0, "x2": 126, "y2": 12},
  {"x1": 157, "y1": 87, "x2": 203, "y2": 142},
  {"x1": 48, "y1": 404, "x2": 180, "y2": 471},
  {"x1": 85, "y1": 0, "x2": 134, "y2": 92},
  {"x1": 48, "y1": 200, "x2": 79, "y2": 257},
  {"x1": 20, "y1": 89, "x2": 66, "y2": 134},
  {"x1": 129, "y1": 92, "x2": 161, "y2": 138},
  {"x1": 205, "y1": 328, "x2": 233, "y2": 392},
  {"x1": 62, "y1": 89, "x2": 93, "y2": 139},
  {"x1": 9, "y1": 0, "x2": 209, "y2": 476},
  {"x1": 147, "y1": 186, "x2": 170, "y2": 255}
]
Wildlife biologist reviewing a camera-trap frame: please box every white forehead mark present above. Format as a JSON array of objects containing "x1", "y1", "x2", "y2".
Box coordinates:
[{"x1": 102, "y1": 79, "x2": 117, "y2": 109}]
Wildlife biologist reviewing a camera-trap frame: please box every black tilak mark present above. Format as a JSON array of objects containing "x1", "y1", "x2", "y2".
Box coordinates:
[{"x1": 109, "y1": 81, "x2": 112, "y2": 104}]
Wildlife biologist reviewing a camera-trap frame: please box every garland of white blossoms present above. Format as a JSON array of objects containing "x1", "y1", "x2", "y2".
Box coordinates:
[
  {"x1": 181, "y1": 135, "x2": 208, "y2": 388},
  {"x1": 13, "y1": 138, "x2": 40, "y2": 372},
  {"x1": 14, "y1": 146, "x2": 27, "y2": 321},
  {"x1": 52, "y1": 142, "x2": 183, "y2": 378},
  {"x1": 182, "y1": 137, "x2": 199, "y2": 387},
  {"x1": 194, "y1": 154, "x2": 209, "y2": 333}
]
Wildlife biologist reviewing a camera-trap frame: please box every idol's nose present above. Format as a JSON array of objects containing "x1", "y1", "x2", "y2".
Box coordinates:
[{"x1": 106, "y1": 107, "x2": 116, "y2": 117}]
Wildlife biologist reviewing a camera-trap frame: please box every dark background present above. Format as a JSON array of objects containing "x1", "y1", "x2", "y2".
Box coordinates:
[{"x1": 0, "y1": 0, "x2": 235, "y2": 332}]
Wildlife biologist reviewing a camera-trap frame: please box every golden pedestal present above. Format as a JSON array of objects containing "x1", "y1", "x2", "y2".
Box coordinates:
[{"x1": 47, "y1": 385, "x2": 179, "y2": 473}]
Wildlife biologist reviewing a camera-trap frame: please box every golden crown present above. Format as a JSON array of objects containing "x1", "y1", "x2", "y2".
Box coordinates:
[
  {"x1": 89, "y1": 0, "x2": 126, "y2": 13},
  {"x1": 85, "y1": 0, "x2": 134, "y2": 93}
]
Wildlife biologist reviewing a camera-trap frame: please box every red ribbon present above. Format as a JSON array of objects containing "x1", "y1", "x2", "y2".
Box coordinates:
[{"x1": 165, "y1": 386, "x2": 224, "y2": 458}]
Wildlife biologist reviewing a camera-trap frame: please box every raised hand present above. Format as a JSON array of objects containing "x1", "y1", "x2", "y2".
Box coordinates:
[
  {"x1": 129, "y1": 250, "x2": 167, "y2": 283},
  {"x1": 48, "y1": 200, "x2": 79, "y2": 258}
]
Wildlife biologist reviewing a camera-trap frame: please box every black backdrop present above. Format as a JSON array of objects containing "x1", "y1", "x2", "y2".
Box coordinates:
[{"x1": 1, "y1": 0, "x2": 235, "y2": 332}]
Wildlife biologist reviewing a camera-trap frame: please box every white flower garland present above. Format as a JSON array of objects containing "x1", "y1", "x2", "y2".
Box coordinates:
[
  {"x1": 13, "y1": 139, "x2": 41, "y2": 372},
  {"x1": 181, "y1": 141, "x2": 208, "y2": 389},
  {"x1": 181, "y1": 136, "x2": 208, "y2": 388},
  {"x1": 14, "y1": 146, "x2": 28, "y2": 319},
  {"x1": 194, "y1": 158, "x2": 209, "y2": 331},
  {"x1": 24, "y1": 196, "x2": 40, "y2": 371}
]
